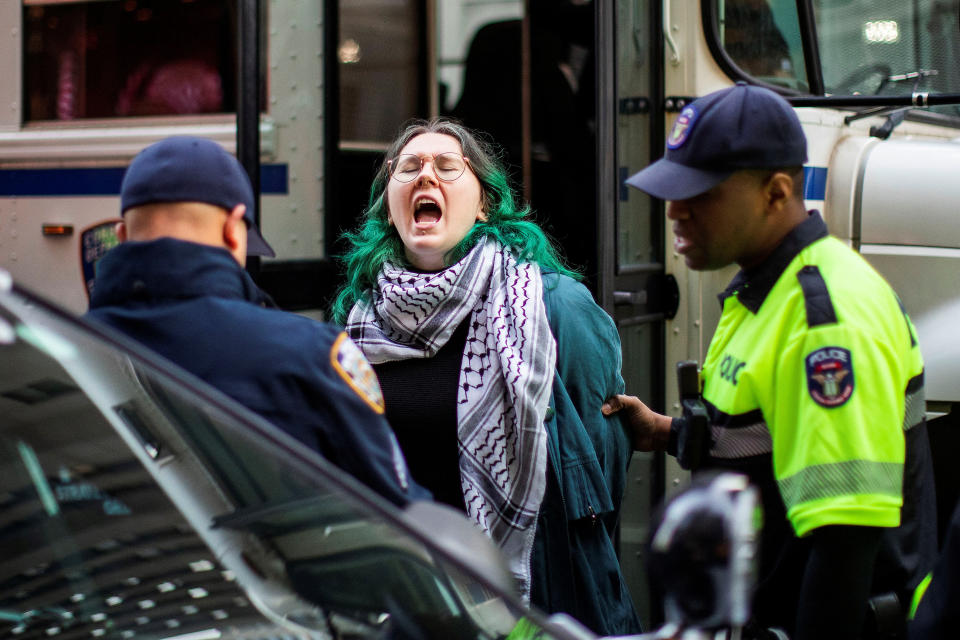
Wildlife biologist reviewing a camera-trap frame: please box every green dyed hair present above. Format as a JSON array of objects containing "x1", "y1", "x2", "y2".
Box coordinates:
[{"x1": 330, "y1": 117, "x2": 578, "y2": 324}]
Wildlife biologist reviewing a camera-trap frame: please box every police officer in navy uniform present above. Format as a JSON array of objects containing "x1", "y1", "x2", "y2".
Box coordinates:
[
  {"x1": 87, "y1": 136, "x2": 428, "y2": 507},
  {"x1": 603, "y1": 84, "x2": 936, "y2": 639}
]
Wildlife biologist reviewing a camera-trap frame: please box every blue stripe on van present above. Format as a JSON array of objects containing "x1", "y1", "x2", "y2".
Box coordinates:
[
  {"x1": 804, "y1": 166, "x2": 827, "y2": 201},
  {"x1": 260, "y1": 164, "x2": 288, "y2": 194},
  {"x1": 0, "y1": 164, "x2": 288, "y2": 196}
]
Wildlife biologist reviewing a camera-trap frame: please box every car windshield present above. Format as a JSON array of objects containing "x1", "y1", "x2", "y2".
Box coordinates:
[{"x1": 0, "y1": 277, "x2": 578, "y2": 640}]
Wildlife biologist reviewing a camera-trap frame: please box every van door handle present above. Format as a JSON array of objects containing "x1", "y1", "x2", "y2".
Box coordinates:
[{"x1": 663, "y1": 0, "x2": 681, "y2": 65}]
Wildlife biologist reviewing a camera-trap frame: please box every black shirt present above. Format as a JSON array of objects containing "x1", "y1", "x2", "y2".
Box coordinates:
[{"x1": 373, "y1": 318, "x2": 470, "y2": 512}]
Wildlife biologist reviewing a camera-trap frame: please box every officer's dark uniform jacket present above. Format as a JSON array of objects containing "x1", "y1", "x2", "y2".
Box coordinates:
[
  {"x1": 87, "y1": 238, "x2": 428, "y2": 507},
  {"x1": 696, "y1": 212, "x2": 937, "y2": 630}
]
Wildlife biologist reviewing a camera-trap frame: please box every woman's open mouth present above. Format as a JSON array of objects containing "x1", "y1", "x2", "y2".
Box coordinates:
[{"x1": 414, "y1": 197, "x2": 442, "y2": 225}]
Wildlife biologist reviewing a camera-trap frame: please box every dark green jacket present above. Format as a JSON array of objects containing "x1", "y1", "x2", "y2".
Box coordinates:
[{"x1": 529, "y1": 273, "x2": 642, "y2": 635}]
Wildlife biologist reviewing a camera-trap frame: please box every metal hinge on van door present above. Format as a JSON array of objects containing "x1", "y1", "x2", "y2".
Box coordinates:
[
  {"x1": 665, "y1": 96, "x2": 697, "y2": 112},
  {"x1": 619, "y1": 97, "x2": 650, "y2": 115}
]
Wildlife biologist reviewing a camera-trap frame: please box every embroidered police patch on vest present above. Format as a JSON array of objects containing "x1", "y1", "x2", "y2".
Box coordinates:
[
  {"x1": 331, "y1": 333, "x2": 386, "y2": 414},
  {"x1": 805, "y1": 346, "x2": 854, "y2": 408}
]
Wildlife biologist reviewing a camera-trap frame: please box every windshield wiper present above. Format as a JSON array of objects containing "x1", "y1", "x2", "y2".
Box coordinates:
[{"x1": 839, "y1": 69, "x2": 942, "y2": 138}]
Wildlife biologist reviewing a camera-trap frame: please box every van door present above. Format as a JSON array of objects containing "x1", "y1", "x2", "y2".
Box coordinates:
[{"x1": 596, "y1": 0, "x2": 671, "y2": 624}]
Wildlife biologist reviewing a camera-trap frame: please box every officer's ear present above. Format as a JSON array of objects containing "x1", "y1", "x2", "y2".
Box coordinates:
[
  {"x1": 115, "y1": 220, "x2": 128, "y2": 243},
  {"x1": 763, "y1": 171, "x2": 794, "y2": 213},
  {"x1": 222, "y1": 204, "x2": 248, "y2": 266}
]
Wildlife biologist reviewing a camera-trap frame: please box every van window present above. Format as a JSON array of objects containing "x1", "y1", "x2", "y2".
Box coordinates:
[
  {"x1": 710, "y1": 0, "x2": 960, "y2": 117},
  {"x1": 338, "y1": 0, "x2": 425, "y2": 144},
  {"x1": 715, "y1": 0, "x2": 808, "y2": 92},
  {"x1": 815, "y1": 0, "x2": 960, "y2": 108},
  {"x1": 23, "y1": 0, "x2": 243, "y2": 121}
]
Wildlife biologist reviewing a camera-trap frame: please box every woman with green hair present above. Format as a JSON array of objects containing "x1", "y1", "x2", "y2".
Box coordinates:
[{"x1": 332, "y1": 118, "x2": 641, "y2": 635}]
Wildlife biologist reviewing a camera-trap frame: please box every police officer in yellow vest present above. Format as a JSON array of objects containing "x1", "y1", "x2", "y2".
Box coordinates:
[{"x1": 604, "y1": 83, "x2": 937, "y2": 639}]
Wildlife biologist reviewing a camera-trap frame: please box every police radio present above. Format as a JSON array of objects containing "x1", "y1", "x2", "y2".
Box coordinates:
[{"x1": 675, "y1": 361, "x2": 711, "y2": 471}]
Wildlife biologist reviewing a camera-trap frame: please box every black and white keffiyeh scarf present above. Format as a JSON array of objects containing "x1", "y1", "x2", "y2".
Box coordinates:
[{"x1": 345, "y1": 237, "x2": 557, "y2": 599}]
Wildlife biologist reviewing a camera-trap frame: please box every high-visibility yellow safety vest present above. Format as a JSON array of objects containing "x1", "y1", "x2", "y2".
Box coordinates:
[{"x1": 701, "y1": 221, "x2": 925, "y2": 537}]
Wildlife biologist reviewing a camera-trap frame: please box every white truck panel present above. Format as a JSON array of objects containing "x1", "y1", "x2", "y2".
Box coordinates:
[{"x1": 861, "y1": 246, "x2": 960, "y2": 403}]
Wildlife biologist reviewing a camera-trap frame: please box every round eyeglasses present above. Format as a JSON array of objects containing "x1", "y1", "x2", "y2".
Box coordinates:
[{"x1": 388, "y1": 152, "x2": 470, "y2": 183}]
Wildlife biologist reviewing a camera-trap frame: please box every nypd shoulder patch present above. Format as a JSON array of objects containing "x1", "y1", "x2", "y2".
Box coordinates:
[
  {"x1": 805, "y1": 346, "x2": 854, "y2": 408},
  {"x1": 667, "y1": 104, "x2": 699, "y2": 149},
  {"x1": 331, "y1": 333, "x2": 386, "y2": 414}
]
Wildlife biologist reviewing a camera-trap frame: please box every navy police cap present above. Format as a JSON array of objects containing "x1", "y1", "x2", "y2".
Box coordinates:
[
  {"x1": 626, "y1": 83, "x2": 807, "y2": 201},
  {"x1": 120, "y1": 136, "x2": 276, "y2": 258}
]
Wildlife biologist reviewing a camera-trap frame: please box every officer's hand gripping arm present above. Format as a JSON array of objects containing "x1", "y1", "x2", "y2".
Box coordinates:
[{"x1": 601, "y1": 394, "x2": 672, "y2": 451}]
